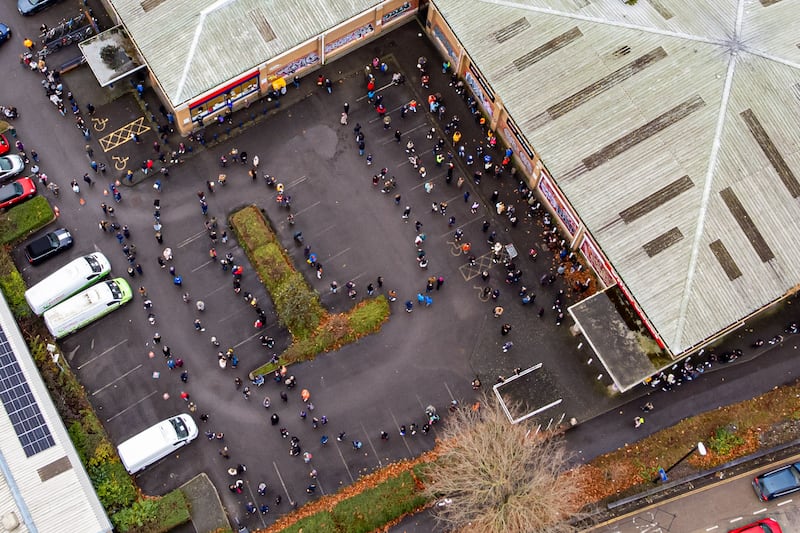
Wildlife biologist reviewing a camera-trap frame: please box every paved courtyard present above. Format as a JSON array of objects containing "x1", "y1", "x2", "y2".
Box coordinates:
[{"x1": 5, "y1": 6, "x2": 634, "y2": 529}]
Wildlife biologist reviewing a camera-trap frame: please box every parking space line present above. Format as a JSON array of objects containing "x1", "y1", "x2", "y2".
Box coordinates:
[
  {"x1": 233, "y1": 326, "x2": 278, "y2": 349},
  {"x1": 325, "y1": 247, "x2": 351, "y2": 264},
  {"x1": 106, "y1": 390, "x2": 158, "y2": 422},
  {"x1": 752, "y1": 508, "x2": 767, "y2": 514},
  {"x1": 389, "y1": 409, "x2": 414, "y2": 457},
  {"x1": 333, "y1": 440, "x2": 356, "y2": 483},
  {"x1": 273, "y1": 461, "x2": 295, "y2": 507},
  {"x1": 177, "y1": 229, "x2": 207, "y2": 248},
  {"x1": 360, "y1": 421, "x2": 382, "y2": 468},
  {"x1": 777, "y1": 499, "x2": 793, "y2": 506},
  {"x1": 77, "y1": 339, "x2": 128, "y2": 370},
  {"x1": 244, "y1": 481, "x2": 267, "y2": 528},
  {"x1": 292, "y1": 200, "x2": 321, "y2": 218},
  {"x1": 202, "y1": 282, "x2": 229, "y2": 300},
  {"x1": 729, "y1": 517, "x2": 743, "y2": 523},
  {"x1": 704, "y1": 527, "x2": 718, "y2": 531},
  {"x1": 286, "y1": 175, "x2": 307, "y2": 189},
  {"x1": 191, "y1": 259, "x2": 215, "y2": 273},
  {"x1": 92, "y1": 364, "x2": 143, "y2": 396}
]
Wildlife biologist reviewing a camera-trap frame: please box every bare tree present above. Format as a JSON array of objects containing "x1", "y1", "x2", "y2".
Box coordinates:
[{"x1": 423, "y1": 394, "x2": 586, "y2": 533}]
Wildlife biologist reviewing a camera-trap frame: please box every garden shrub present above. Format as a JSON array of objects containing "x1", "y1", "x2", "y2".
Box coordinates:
[
  {"x1": 0, "y1": 195, "x2": 54, "y2": 245},
  {"x1": 0, "y1": 251, "x2": 30, "y2": 318},
  {"x1": 111, "y1": 489, "x2": 191, "y2": 533}
]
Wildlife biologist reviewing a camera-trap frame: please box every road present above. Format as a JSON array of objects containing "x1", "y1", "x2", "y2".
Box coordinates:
[{"x1": 593, "y1": 455, "x2": 800, "y2": 533}]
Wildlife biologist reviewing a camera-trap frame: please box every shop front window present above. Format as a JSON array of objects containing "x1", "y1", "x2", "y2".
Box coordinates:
[{"x1": 190, "y1": 74, "x2": 259, "y2": 123}]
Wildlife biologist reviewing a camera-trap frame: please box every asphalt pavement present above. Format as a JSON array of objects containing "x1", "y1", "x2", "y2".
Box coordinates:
[{"x1": 5, "y1": 4, "x2": 800, "y2": 532}]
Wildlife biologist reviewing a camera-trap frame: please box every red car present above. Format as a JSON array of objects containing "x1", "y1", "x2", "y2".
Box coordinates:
[
  {"x1": 729, "y1": 518, "x2": 782, "y2": 533},
  {"x1": 0, "y1": 134, "x2": 9, "y2": 156},
  {"x1": 0, "y1": 177, "x2": 36, "y2": 210}
]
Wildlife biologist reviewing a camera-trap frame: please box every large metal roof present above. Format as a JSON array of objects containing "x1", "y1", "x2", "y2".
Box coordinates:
[
  {"x1": 110, "y1": 0, "x2": 383, "y2": 105},
  {"x1": 434, "y1": 0, "x2": 800, "y2": 354},
  {"x1": 0, "y1": 294, "x2": 111, "y2": 533}
]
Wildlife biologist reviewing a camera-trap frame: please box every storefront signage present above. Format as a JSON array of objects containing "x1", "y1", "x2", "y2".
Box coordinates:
[
  {"x1": 325, "y1": 23, "x2": 374, "y2": 54},
  {"x1": 189, "y1": 71, "x2": 259, "y2": 123},
  {"x1": 578, "y1": 235, "x2": 616, "y2": 288},
  {"x1": 275, "y1": 51, "x2": 320, "y2": 78},
  {"x1": 537, "y1": 171, "x2": 579, "y2": 236},
  {"x1": 464, "y1": 68, "x2": 494, "y2": 119},
  {"x1": 501, "y1": 127, "x2": 533, "y2": 175},
  {"x1": 382, "y1": 2, "x2": 412, "y2": 24},
  {"x1": 432, "y1": 24, "x2": 458, "y2": 62}
]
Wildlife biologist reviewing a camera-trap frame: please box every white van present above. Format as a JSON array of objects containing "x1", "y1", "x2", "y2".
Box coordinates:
[
  {"x1": 25, "y1": 252, "x2": 111, "y2": 315},
  {"x1": 43, "y1": 278, "x2": 132, "y2": 339},
  {"x1": 117, "y1": 414, "x2": 198, "y2": 474}
]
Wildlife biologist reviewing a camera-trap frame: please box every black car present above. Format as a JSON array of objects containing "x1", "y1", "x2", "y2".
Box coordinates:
[{"x1": 24, "y1": 228, "x2": 72, "y2": 265}]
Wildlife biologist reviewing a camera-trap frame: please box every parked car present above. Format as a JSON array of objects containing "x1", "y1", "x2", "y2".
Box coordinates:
[
  {"x1": 0, "y1": 134, "x2": 9, "y2": 155},
  {"x1": 0, "y1": 155, "x2": 25, "y2": 181},
  {"x1": 752, "y1": 462, "x2": 800, "y2": 501},
  {"x1": 0, "y1": 23, "x2": 10, "y2": 44},
  {"x1": 729, "y1": 517, "x2": 782, "y2": 533},
  {"x1": 18, "y1": 0, "x2": 62, "y2": 16},
  {"x1": 24, "y1": 228, "x2": 73, "y2": 265},
  {"x1": 0, "y1": 177, "x2": 36, "y2": 210}
]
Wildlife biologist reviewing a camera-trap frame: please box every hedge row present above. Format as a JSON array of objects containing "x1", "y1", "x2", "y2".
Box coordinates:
[
  {"x1": 229, "y1": 205, "x2": 390, "y2": 376},
  {"x1": 0, "y1": 195, "x2": 54, "y2": 245},
  {"x1": 280, "y1": 470, "x2": 427, "y2": 533}
]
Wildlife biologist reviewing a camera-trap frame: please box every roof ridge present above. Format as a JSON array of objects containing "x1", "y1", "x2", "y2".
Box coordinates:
[{"x1": 670, "y1": 0, "x2": 745, "y2": 351}]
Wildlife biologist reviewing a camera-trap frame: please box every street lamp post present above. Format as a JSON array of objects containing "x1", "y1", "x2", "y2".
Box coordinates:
[{"x1": 654, "y1": 442, "x2": 707, "y2": 483}]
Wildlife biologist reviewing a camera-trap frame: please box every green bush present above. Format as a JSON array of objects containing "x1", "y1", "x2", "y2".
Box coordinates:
[
  {"x1": 708, "y1": 426, "x2": 744, "y2": 455},
  {"x1": 330, "y1": 471, "x2": 427, "y2": 533},
  {"x1": 89, "y1": 459, "x2": 137, "y2": 513},
  {"x1": 69, "y1": 409, "x2": 137, "y2": 512},
  {"x1": 0, "y1": 251, "x2": 30, "y2": 318},
  {"x1": 231, "y1": 204, "x2": 390, "y2": 377},
  {"x1": 111, "y1": 489, "x2": 191, "y2": 533},
  {"x1": 0, "y1": 195, "x2": 54, "y2": 244}
]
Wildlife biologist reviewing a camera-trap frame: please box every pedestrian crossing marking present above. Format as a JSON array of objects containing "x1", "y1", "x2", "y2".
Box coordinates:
[{"x1": 99, "y1": 116, "x2": 150, "y2": 152}]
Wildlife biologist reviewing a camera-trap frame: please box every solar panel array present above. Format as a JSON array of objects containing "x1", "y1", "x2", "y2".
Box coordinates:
[{"x1": 0, "y1": 326, "x2": 55, "y2": 457}]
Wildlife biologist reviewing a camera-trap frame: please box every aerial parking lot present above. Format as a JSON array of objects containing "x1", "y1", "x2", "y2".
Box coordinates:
[{"x1": 6, "y1": 9, "x2": 616, "y2": 530}]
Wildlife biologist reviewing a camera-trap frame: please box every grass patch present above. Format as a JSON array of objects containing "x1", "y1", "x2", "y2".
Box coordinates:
[
  {"x1": 266, "y1": 456, "x2": 434, "y2": 533},
  {"x1": 279, "y1": 512, "x2": 338, "y2": 533},
  {"x1": 330, "y1": 470, "x2": 427, "y2": 533},
  {"x1": 0, "y1": 195, "x2": 54, "y2": 245},
  {"x1": 229, "y1": 205, "x2": 390, "y2": 377}
]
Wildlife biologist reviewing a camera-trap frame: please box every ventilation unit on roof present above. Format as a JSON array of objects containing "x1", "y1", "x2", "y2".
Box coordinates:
[{"x1": 613, "y1": 46, "x2": 632, "y2": 57}]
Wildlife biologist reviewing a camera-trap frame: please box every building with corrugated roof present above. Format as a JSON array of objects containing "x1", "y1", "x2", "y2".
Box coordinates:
[
  {"x1": 426, "y1": 0, "x2": 800, "y2": 390},
  {"x1": 89, "y1": 0, "x2": 419, "y2": 134},
  {"x1": 0, "y1": 293, "x2": 112, "y2": 532}
]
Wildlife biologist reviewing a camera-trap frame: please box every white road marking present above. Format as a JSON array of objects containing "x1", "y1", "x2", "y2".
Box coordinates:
[
  {"x1": 272, "y1": 461, "x2": 295, "y2": 506},
  {"x1": 332, "y1": 438, "x2": 356, "y2": 483},
  {"x1": 753, "y1": 508, "x2": 767, "y2": 514},
  {"x1": 705, "y1": 526, "x2": 718, "y2": 531},
  {"x1": 777, "y1": 499, "x2": 793, "y2": 506},
  {"x1": 361, "y1": 421, "x2": 382, "y2": 468},
  {"x1": 106, "y1": 390, "x2": 158, "y2": 422},
  {"x1": 92, "y1": 364, "x2": 143, "y2": 395},
  {"x1": 77, "y1": 339, "x2": 127, "y2": 370},
  {"x1": 177, "y1": 229, "x2": 207, "y2": 248},
  {"x1": 729, "y1": 517, "x2": 743, "y2": 523}
]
